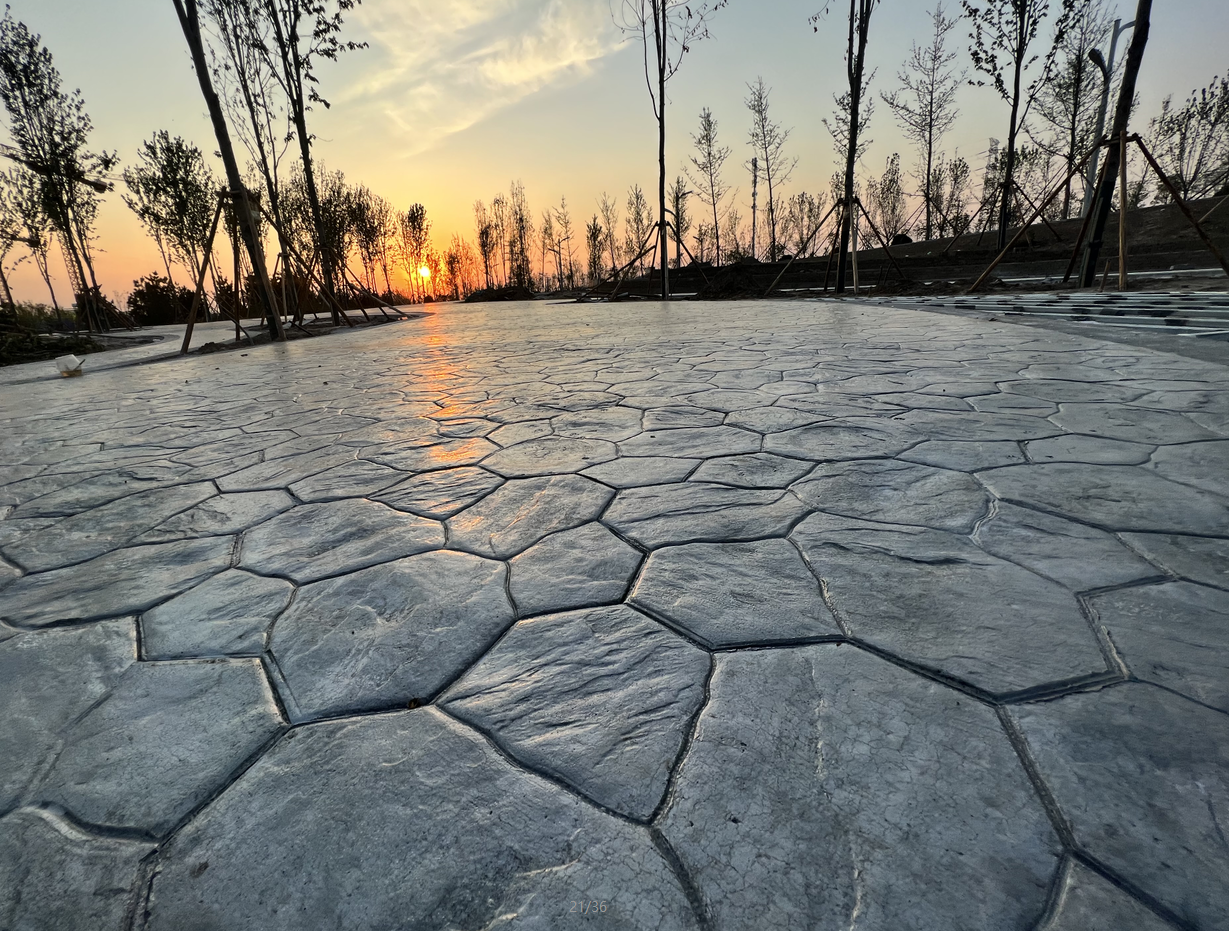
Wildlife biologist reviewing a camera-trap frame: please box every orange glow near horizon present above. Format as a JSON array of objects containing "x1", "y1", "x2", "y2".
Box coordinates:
[{"x1": 419, "y1": 266, "x2": 432, "y2": 279}]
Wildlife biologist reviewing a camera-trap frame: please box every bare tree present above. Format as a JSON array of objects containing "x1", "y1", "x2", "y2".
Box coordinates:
[
  {"x1": 123, "y1": 132, "x2": 218, "y2": 284},
  {"x1": 615, "y1": 0, "x2": 727, "y2": 298},
  {"x1": 745, "y1": 77, "x2": 797, "y2": 260},
  {"x1": 586, "y1": 215, "x2": 604, "y2": 283},
  {"x1": 687, "y1": 108, "x2": 731, "y2": 266},
  {"x1": 398, "y1": 203, "x2": 430, "y2": 301},
  {"x1": 930, "y1": 154, "x2": 974, "y2": 236},
  {"x1": 555, "y1": 196, "x2": 575, "y2": 289},
  {"x1": 780, "y1": 191, "x2": 828, "y2": 257},
  {"x1": 962, "y1": 0, "x2": 1075, "y2": 248},
  {"x1": 0, "y1": 11, "x2": 117, "y2": 329},
  {"x1": 669, "y1": 175, "x2": 692, "y2": 268},
  {"x1": 598, "y1": 191, "x2": 621, "y2": 274},
  {"x1": 815, "y1": 0, "x2": 880, "y2": 292},
  {"x1": 1149, "y1": 74, "x2": 1229, "y2": 201},
  {"x1": 507, "y1": 181, "x2": 534, "y2": 290},
  {"x1": 881, "y1": 4, "x2": 963, "y2": 239},
  {"x1": 868, "y1": 152, "x2": 909, "y2": 239},
  {"x1": 539, "y1": 209, "x2": 555, "y2": 291},
  {"x1": 1031, "y1": 0, "x2": 1115, "y2": 218},
  {"x1": 625, "y1": 183, "x2": 654, "y2": 274},
  {"x1": 473, "y1": 200, "x2": 494, "y2": 289}
]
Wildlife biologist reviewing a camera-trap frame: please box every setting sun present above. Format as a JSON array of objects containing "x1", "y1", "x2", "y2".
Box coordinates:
[{"x1": 419, "y1": 266, "x2": 432, "y2": 279}]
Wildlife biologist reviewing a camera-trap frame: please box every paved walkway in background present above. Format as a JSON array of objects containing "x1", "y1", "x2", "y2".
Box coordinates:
[{"x1": 1, "y1": 299, "x2": 1227, "y2": 931}]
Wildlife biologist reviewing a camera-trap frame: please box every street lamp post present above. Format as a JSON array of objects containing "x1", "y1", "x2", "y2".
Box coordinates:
[{"x1": 1081, "y1": 18, "x2": 1135, "y2": 218}]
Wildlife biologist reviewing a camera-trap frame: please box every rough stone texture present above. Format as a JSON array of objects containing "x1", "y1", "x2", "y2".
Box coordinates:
[
  {"x1": 447, "y1": 474, "x2": 613, "y2": 559},
  {"x1": 690, "y1": 452, "x2": 814, "y2": 488},
  {"x1": 1050, "y1": 403, "x2": 1219, "y2": 444},
  {"x1": 978, "y1": 463, "x2": 1229, "y2": 534},
  {"x1": 135, "y1": 490, "x2": 294, "y2": 542},
  {"x1": 482, "y1": 435, "x2": 618, "y2": 477},
  {"x1": 0, "y1": 621, "x2": 136, "y2": 811},
  {"x1": 1144, "y1": 439, "x2": 1229, "y2": 496},
  {"x1": 974, "y1": 502, "x2": 1158, "y2": 591},
  {"x1": 1041, "y1": 862, "x2": 1176, "y2": 931},
  {"x1": 373, "y1": 466, "x2": 503, "y2": 518},
  {"x1": 1012, "y1": 684, "x2": 1229, "y2": 930},
  {"x1": 442, "y1": 605, "x2": 709, "y2": 820},
  {"x1": 661, "y1": 646, "x2": 1061, "y2": 930},
  {"x1": 0, "y1": 808, "x2": 153, "y2": 931},
  {"x1": 793, "y1": 459, "x2": 990, "y2": 533},
  {"x1": 1119, "y1": 532, "x2": 1229, "y2": 590},
  {"x1": 240, "y1": 499, "x2": 444, "y2": 583},
  {"x1": 1024, "y1": 435, "x2": 1155, "y2": 465},
  {"x1": 899, "y1": 439, "x2": 1027, "y2": 471},
  {"x1": 631, "y1": 539, "x2": 838, "y2": 646},
  {"x1": 141, "y1": 570, "x2": 294, "y2": 659},
  {"x1": 581, "y1": 455, "x2": 698, "y2": 487},
  {"x1": 3, "y1": 481, "x2": 216, "y2": 572},
  {"x1": 793, "y1": 513, "x2": 1106, "y2": 694},
  {"x1": 603, "y1": 482, "x2": 807, "y2": 548},
  {"x1": 509, "y1": 523, "x2": 642, "y2": 615},
  {"x1": 0, "y1": 538, "x2": 233, "y2": 627},
  {"x1": 271, "y1": 551, "x2": 513, "y2": 720},
  {"x1": 143, "y1": 710, "x2": 699, "y2": 931},
  {"x1": 38, "y1": 659, "x2": 282, "y2": 836},
  {"x1": 764, "y1": 420, "x2": 918, "y2": 461},
  {"x1": 619, "y1": 426, "x2": 761, "y2": 459},
  {"x1": 1091, "y1": 582, "x2": 1229, "y2": 713},
  {"x1": 287, "y1": 459, "x2": 407, "y2": 502}
]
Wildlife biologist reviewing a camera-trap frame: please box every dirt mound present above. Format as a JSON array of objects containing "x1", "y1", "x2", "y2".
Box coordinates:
[
  {"x1": 693, "y1": 264, "x2": 767, "y2": 300},
  {"x1": 464, "y1": 286, "x2": 537, "y2": 304}
]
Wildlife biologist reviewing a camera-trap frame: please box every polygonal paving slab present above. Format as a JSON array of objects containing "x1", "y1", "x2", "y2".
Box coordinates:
[
  {"x1": 792, "y1": 459, "x2": 990, "y2": 533},
  {"x1": 0, "y1": 808, "x2": 153, "y2": 931},
  {"x1": 1143, "y1": 439, "x2": 1229, "y2": 497},
  {"x1": 240, "y1": 499, "x2": 444, "y2": 583},
  {"x1": 481, "y1": 436, "x2": 617, "y2": 477},
  {"x1": 1023, "y1": 434, "x2": 1155, "y2": 465},
  {"x1": 0, "y1": 621, "x2": 135, "y2": 811},
  {"x1": 142, "y1": 570, "x2": 294, "y2": 659},
  {"x1": 660, "y1": 645, "x2": 1061, "y2": 930},
  {"x1": 446, "y1": 474, "x2": 613, "y2": 559},
  {"x1": 287, "y1": 459, "x2": 407, "y2": 502},
  {"x1": 899, "y1": 439, "x2": 1027, "y2": 472},
  {"x1": 618, "y1": 426, "x2": 761, "y2": 459},
  {"x1": 364, "y1": 436, "x2": 499, "y2": 472},
  {"x1": 581, "y1": 455, "x2": 699, "y2": 487},
  {"x1": 690, "y1": 452, "x2": 814, "y2": 488},
  {"x1": 604, "y1": 483, "x2": 807, "y2": 548},
  {"x1": 373, "y1": 466, "x2": 503, "y2": 518},
  {"x1": 643, "y1": 406, "x2": 725, "y2": 429},
  {"x1": 973, "y1": 502, "x2": 1158, "y2": 591},
  {"x1": 1090, "y1": 582, "x2": 1229, "y2": 713},
  {"x1": 38, "y1": 659, "x2": 282, "y2": 836},
  {"x1": 441, "y1": 605, "x2": 709, "y2": 820},
  {"x1": 551, "y1": 406, "x2": 644, "y2": 440},
  {"x1": 508, "y1": 523, "x2": 642, "y2": 615},
  {"x1": 143, "y1": 710, "x2": 700, "y2": 930},
  {"x1": 1011, "y1": 684, "x2": 1229, "y2": 930},
  {"x1": 630, "y1": 539, "x2": 839, "y2": 646},
  {"x1": 1050, "y1": 403, "x2": 1219, "y2": 445},
  {"x1": 135, "y1": 490, "x2": 295, "y2": 542},
  {"x1": 270, "y1": 551, "x2": 513, "y2": 720},
  {"x1": 978, "y1": 463, "x2": 1229, "y2": 534},
  {"x1": 792, "y1": 513, "x2": 1106, "y2": 695},
  {"x1": 764, "y1": 419, "x2": 918, "y2": 461},
  {"x1": 3, "y1": 481, "x2": 217, "y2": 572},
  {"x1": 0, "y1": 538, "x2": 233, "y2": 627},
  {"x1": 1118, "y1": 532, "x2": 1229, "y2": 590},
  {"x1": 1043, "y1": 861, "x2": 1176, "y2": 931},
  {"x1": 216, "y1": 447, "x2": 358, "y2": 492}
]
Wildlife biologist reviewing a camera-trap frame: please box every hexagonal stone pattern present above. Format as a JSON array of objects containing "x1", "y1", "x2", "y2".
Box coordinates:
[
  {"x1": 631, "y1": 539, "x2": 839, "y2": 646},
  {"x1": 135, "y1": 490, "x2": 294, "y2": 542},
  {"x1": 978, "y1": 463, "x2": 1229, "y2": 534},
  {"x1": 38, "y1": 659, "x2": 282, "y2": 835},
  {"x1": 240, "y1": 499, "x2": 444, "y2": 583},
  {"x1": 446, "y1": 474, "x2": 613, "y2": 558},
  {"x1": 271, "y1": 551, "x2": 513, "y2": 720},
  {"x1": 0, "y1": 808, "x2": 154, "y2": 931},
  {"x1": 1012, "y1": 684, "x2": 1229, "y2": 930},
  {"x1": 143, "y1": 710, "x2": 699, "y2": 930},
  {"x1": 793, "y1": 459, "x2": 990, "y2": 533},
  {"x1": 442, "y1": 605, "x2": 709, "y2": 820},
  {"x1": 1091, "y1": 582, "x2": 1229, "y2": 713},
  {"x1": 142, "y1": 570, "x2": 294, "y2": 659},
  {"x1": 0, "y1": 538, "x2": 233, "y2": 627},
  {"x1": 1143, "y1": 439, "x2": 1229, "y2": 497},
  {"x1": 0, "y1": 621, "x2": 135, "y2": 811},
  {"x1": 372, "y1": 466, "x2": 502, "y2": 518},
  {"x1": 689, "y1": 452, "x2": 813, "y2": 488},
  {"x1": 509, "y1": 522, "x2": 642, "y2": 615},
  {"x1": 1118, "y1": 532, "x2": 1229, "y2": 590},
  {"x1": 604, "y1": 483, "x2": 807, "y2": 548},
  {"x1": 792, "y1": 513, "x2": 1106, "y2": 694},
  {"x1": 660, "y1": 645, "x2": 1061, "y2": 929},
  {"x1": 482, "y1": 436, "x2": 617, "y2": 476}
]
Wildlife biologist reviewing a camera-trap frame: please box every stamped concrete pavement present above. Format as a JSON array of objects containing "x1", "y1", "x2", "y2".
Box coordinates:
[{"x1": 2, "y1": 298, "x2": 1227, "y2": 930}]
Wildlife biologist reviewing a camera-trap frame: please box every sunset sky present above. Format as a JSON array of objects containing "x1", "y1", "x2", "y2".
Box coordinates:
[{"x1": 5, "y1": 0, "x2": 1227, "y2": 302}]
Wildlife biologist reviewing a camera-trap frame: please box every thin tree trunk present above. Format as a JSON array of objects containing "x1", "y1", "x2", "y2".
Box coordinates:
[
  {"x1": 998, "y1": 41, "x2": 1025, "y2": 251},
  {"x1": 836, "y1": 0, "x2": 869, "y2": 293},
  {"x1": 658, "y1": 0, "x2": 669, "y2": 298}
]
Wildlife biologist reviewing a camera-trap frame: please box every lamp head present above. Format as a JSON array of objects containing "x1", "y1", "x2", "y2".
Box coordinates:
[{"x1": 1089, "y1": 48, "x2": 1108, "y2": 77}]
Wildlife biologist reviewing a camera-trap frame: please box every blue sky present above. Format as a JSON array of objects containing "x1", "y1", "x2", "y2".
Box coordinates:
[{"x1": 5, "y1": 0, "x2": 1227, "y2": 298}]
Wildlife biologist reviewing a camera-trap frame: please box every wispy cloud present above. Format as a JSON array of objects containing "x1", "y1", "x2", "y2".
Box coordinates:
[{"x1": 345, "y1": 0, "x2": 625, "y2": 154}]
